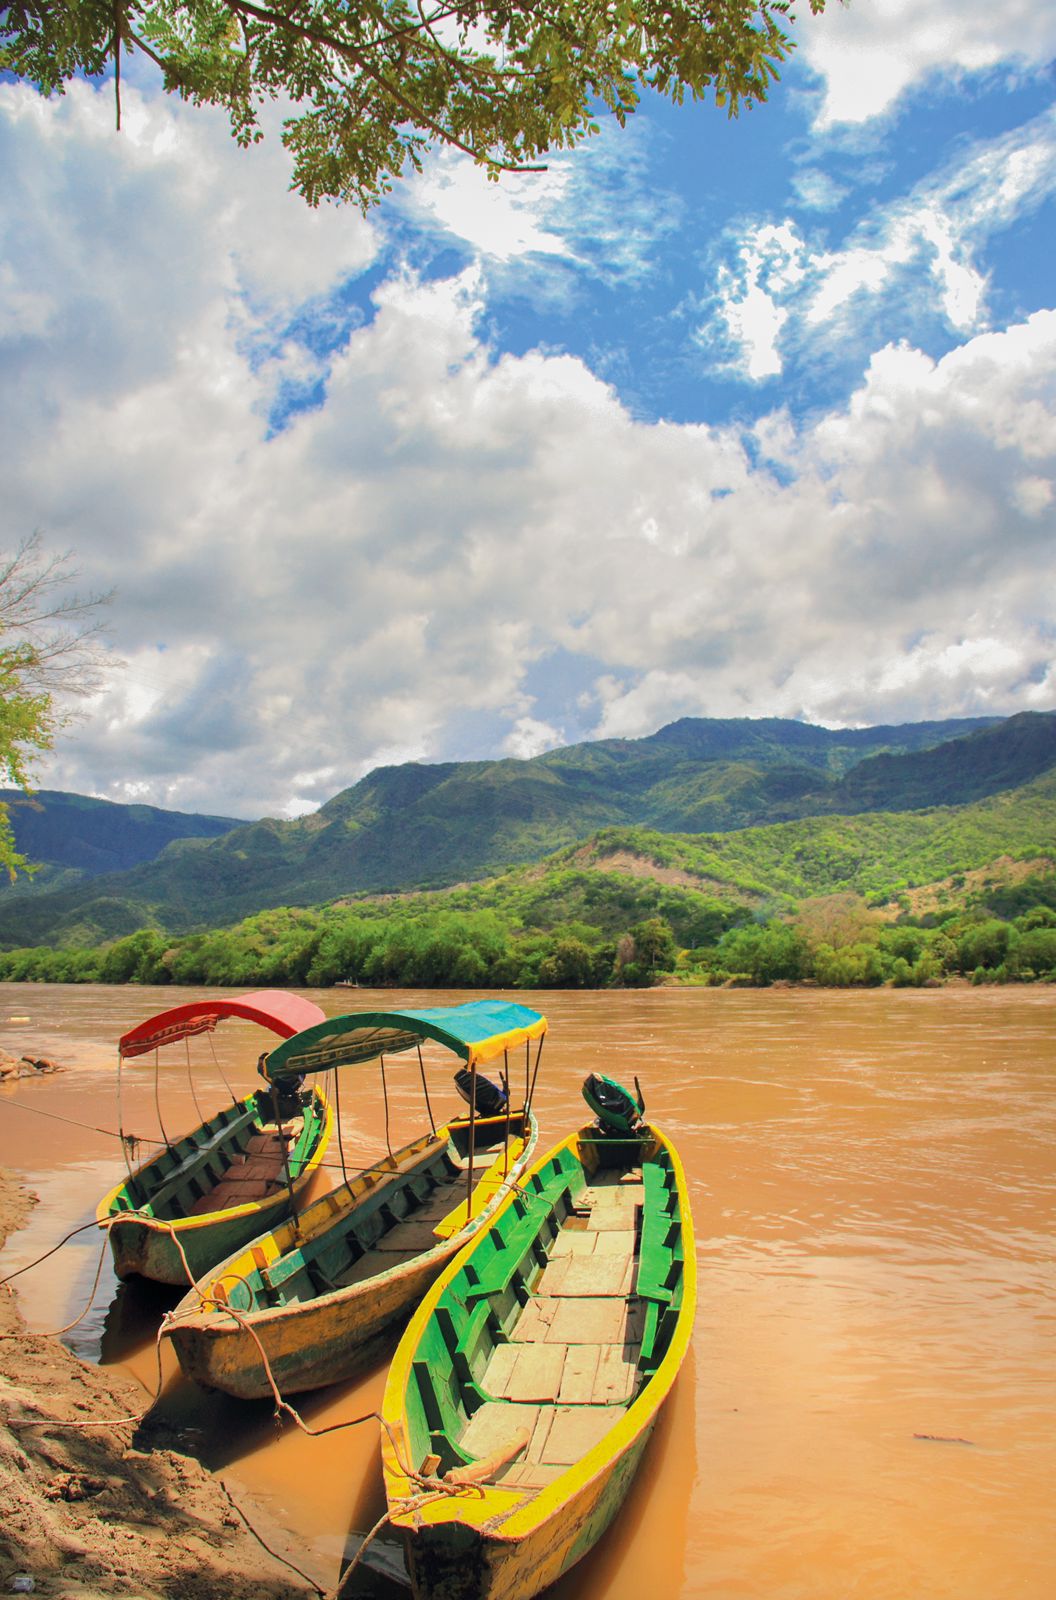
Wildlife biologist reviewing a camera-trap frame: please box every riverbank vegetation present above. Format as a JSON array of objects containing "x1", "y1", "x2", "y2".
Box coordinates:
[
  {"x1": 2, "y1": 762, "x2": 1053, "y2": 991},
  {"x1": 1, "y1": 860, "x2": 1052, "y2": 992}
]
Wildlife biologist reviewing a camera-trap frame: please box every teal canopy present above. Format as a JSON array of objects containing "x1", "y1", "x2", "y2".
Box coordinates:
[{"x1": 262, "y1": 1000, "x2": 547, "y2": 1082}]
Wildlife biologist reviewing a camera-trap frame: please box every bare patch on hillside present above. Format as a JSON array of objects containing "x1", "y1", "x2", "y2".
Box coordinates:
[
  {"x1": 572, "y1": 847, "x2": 759, "y2": 901},
  {"x1": 879, "y1": 855, "x2": 1055, "y2": 919}
]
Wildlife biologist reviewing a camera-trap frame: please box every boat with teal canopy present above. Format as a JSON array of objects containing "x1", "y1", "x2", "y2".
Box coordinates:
[
  {"x1": 164, "y1": 1001, "x2": 546, "y2": 1399},
  {"x1": 262, "y1": 1000, "x2": 549, "y2": 1079}
]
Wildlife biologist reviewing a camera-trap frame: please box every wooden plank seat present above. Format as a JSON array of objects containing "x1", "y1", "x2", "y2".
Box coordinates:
[
  {"x1": 143, "y1": 1105, "x2": 262, "y2": 1217},
  {"x1": 257, "y1": 1149, "x2": 459, "y2": 1297},
  {"x1": 463, "y1": 1172, "x2": 578, "y2": 1306}
]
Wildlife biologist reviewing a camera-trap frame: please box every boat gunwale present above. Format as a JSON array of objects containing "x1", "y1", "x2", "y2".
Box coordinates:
[
  {"x1": 381, "y1": 1121, "x2": 696, "y2": 1543},
  {"x1": 166, "y1": 1110, "x2": 539, "y2": 1335}
]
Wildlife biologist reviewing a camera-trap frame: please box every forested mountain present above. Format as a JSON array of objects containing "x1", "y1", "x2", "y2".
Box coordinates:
[
  {"x1": 1, "y1": 710, "x2": 1053, "y2": 951},
  {"x1": 0, "y1": 790, "x2": 242, "y2": 897},
  {"x1": 4, "y1": 765, "x2": 1053, "y2": 988}
]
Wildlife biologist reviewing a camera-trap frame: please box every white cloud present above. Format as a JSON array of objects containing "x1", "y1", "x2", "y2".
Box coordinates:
[
  {"x1": 801, "y1": 0, "x2": 1056, "y2": 126},
  {"x1": 397, "y1": 120, "x2": 680, "y2": 299},
  {"x1": 704, "y1": 109, "x2": 1056, "y2": 378},
  {"x1": 3, "y1": 77, "x2": 1054, "y2": 820},
  {"x1": 710, "y1": 223, "x2": 805, "y2": 380},
  {"x1": 503, "y1": 718, "x2": 565, "y2": 759},
  {"x1": 402, "y1": 153, "x2": 573, "y2": 263}
]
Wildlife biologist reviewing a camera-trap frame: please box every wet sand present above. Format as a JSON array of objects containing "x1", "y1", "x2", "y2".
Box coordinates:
[{"x1": 0, "y1": 1167, "x2": 315, "y2": 1599}]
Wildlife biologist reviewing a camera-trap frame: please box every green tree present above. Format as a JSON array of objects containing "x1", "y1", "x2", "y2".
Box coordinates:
[
  {"x1": 956, "y1": 918, "x2": 1011, "y2": 974},
  {"x1": 0, "y1": 535, "x2": 110, "y2": 879},
  {"x1": 628, "y1": 916, "x2": 678, "y2": 975},
  {"x1": 713, "y1": 921, "x2": 807, "y2": 984},
  {"x1": 3, "y1": 1, "x2": 826, "y2": 207},
  {"x1": 537, "y1": 934, "x2": 596, "y2": 988}
]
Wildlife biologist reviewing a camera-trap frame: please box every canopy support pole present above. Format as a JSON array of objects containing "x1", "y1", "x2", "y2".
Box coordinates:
[
  {"x1": 116, "y1": 1051, "x2": 138, "y2": 1191},
  {"x1": 526, "y1": 1036, "x2": 545, "y2": 1120},
  {"x1": 465, "y1": 1064, "x2": 477, "y2": 1222},
  {"x1": 334, "y1": 1067, "x2": 348, "y2": 1184},
  {"x1": 207, "y1": 1031, "x2": 238, "y2": 1106},
  {"x1": 501, "y1": 1053, "x2": 511, "y2": 1176},
  {"x1": 184, "y1": 1037, "x2": 205, "y2": 1125},
  {"x1": 417, "y1": 1044, "x2": 435, "y2": 1137},
  {"x1": 380, "y1": 1056, "x2": 394, "y2": 1160},
  {"x1": 153, "y1": 1047, "x2": 172, "y2": 1151}
]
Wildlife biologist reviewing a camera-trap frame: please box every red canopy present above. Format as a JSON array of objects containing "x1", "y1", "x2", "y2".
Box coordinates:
[{"x1": 118, "y1": 990, "x2": 326, "y2": 1061}]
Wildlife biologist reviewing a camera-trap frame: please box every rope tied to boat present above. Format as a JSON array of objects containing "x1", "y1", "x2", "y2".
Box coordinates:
[{"x1": 326, "y1": 1435, "x2": 490, "y2": 1600}]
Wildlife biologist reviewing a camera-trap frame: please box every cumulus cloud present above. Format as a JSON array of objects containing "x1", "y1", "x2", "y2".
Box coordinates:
[
  {"x1": 800, "y1": 0, "x2": 1056, "y2": 126},
  {"x1": 3, "y1": 75, "x2": 1053, "y2": 820}
]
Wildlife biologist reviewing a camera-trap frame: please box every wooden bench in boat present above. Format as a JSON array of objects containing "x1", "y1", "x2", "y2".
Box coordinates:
[
  {"x1": 242, "y1": 1137, "x2": 460, "y2": 1301},
  {"x1": 412, "y1": 1157, "x2": 683, "y2": 1484},
  {"x1": 462, "y1": 1169, "x2": 579, "y2": 1306},
  {"x1": 188, "y1": 1119, "x2": 303, "y2": 1215},
  {"x1": 132, "y1": 1104, "x2": 262, "y2": 1217}
]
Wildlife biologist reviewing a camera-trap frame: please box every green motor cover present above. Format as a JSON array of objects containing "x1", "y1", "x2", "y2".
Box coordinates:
[{"x1": 582, "y1": 1072, "x2": 645, "y2": 1135}]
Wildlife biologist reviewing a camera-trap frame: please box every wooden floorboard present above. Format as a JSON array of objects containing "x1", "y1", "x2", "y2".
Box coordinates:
[
  {"x1": 374, "y1": 1219, "x2": 445, "y2": 1252},
  {"x1": 460, "y1": 1403, "x2": 540, "y2": 1463},
  {"x1": 539, "y1": 1406, "x2": 615, "y2": 1465},
  {"x1": 335, "y1": 1244, "x2": 421, "y2": 1286}
]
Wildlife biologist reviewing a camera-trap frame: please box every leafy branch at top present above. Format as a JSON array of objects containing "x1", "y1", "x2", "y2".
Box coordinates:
[{"x1": 2, "y1": 1, "x2": 828, "y2": 207}]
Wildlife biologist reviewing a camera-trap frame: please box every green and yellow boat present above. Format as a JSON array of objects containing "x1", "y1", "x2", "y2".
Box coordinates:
[
  {"x1": 163, "y1": 1001, "x2": 546, "y2": 1399},
  {"x1": 380, "y1": 1074, "x2": 695, "y2": 1600},
  {"x1": 97, "y1": 990, "x2": 333, "y2": 1286}
]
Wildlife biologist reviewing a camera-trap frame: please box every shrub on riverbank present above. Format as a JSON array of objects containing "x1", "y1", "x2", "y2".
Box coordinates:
[{"x1": 1, "y1": 885, "x2": 1054, "y2": 990}]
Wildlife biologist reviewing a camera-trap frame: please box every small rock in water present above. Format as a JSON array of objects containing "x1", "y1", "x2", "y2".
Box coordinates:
[
  {"x1": 18, "y1": 1056, "x2": 62, "y2": 1075},
  {"x1": 9, "y1": 1576, "x2": 35, "y2": 1594}
]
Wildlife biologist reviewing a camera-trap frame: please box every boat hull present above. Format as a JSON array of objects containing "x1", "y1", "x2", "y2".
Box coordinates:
[
  {"x1": 402, "y1": 1425, "x2": 654, "y2": 1600},
  {"x1": 382, "y1": 1123, "x2": 695, "y2": 1600},
  {"x1": 166, "y1": 1113, "x2": 538, "y2": 1398},
  {"x1": 170, "y1": 1230, "x2": 463, "y2": 1398},
  {"x1": 97, "y1": 1086, "x2": 333, "y2": 1286}
]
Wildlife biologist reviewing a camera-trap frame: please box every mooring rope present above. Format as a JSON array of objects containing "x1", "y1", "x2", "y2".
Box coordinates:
[{"x1": 2, "y1": 1208, "x2": 511, "y2": 1598}]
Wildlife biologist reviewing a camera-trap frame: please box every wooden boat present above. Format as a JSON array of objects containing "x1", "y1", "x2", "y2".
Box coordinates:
[
  {"x1": 163, "y1": 1001, "x2": 547, "y2": 1399},
  {"x1": 380, "y1": 1073, "x2": 695, "y2": 1600},
  {"x1": 97, "y1": 990, "x2": 333, "y2": 1286}
]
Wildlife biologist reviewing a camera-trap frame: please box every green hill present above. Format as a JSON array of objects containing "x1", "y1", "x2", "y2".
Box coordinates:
[
  {"x1": 2, "y1": 710, "x2": 1052, "y2": 950},
  {"x1": 5, "y1": 764, "x2": 1052, "y2": 990},
  {"x1": 0, "y1": 790, "x2": 242, "y2": 898}
]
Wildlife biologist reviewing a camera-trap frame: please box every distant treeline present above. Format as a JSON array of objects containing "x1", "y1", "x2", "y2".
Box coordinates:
[{"x1": 1, "y1": 872, "x2": 1054, "y2": 989}]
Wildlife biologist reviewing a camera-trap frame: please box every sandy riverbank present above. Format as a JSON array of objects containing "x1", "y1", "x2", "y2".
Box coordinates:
[{"x1": 0, "y1": 1168, "x2": 316, "y2": 1600}]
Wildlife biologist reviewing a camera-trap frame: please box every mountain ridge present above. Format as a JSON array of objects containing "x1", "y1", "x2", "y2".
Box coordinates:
[{"x1": 1, "y1": 709, "x2": 1051, "y2": 949}]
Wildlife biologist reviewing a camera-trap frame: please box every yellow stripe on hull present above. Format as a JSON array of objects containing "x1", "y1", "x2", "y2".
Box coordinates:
[
  {"x1": 381, "y1": 1125, "x2": 696, "y2": 1600},
  {"x1": 166, "y1": 1117, "x2": 537, "y2": 1398}
]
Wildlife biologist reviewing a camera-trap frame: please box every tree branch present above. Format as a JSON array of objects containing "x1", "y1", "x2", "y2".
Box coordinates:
[{"x1": 220, "y1": 0, "x2": 548, "y2": 169}]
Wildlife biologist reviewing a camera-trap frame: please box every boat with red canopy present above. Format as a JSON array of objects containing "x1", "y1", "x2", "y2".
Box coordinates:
[{"x1": 97, "y1": 989, "x2": 333, "y2": 1286}]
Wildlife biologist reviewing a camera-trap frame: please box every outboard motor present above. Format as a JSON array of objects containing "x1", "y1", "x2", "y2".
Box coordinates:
[
  {"x1": 453, "y1": 1068, "x2": 508, "y2": 1118},
  {"x1": 259, "y1": 1074, "x2": 307, "y2": 1123},
  {"x1": 582, "y1": 1072, "x2": 646, "y2": 1136}
]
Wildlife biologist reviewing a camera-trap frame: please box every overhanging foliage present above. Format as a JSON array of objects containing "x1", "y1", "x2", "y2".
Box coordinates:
[{"x1": 3, "y1": 1, "x2": 826, "y2": 205}]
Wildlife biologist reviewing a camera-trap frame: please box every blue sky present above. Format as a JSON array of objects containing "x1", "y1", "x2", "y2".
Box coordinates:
[{"x1": 1, "y1": 2, "x2": 1055, "y2": 818}]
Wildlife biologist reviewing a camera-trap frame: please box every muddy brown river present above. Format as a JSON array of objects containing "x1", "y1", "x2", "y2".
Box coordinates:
[{"x1": 1, "y1": 982, "x2": 1053, "y2": 1598}]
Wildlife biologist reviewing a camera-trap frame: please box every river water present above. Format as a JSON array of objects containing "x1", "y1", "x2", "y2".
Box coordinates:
[{"x1": 0, "y1": 982, "x2": 1053, "y2": 1599}]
